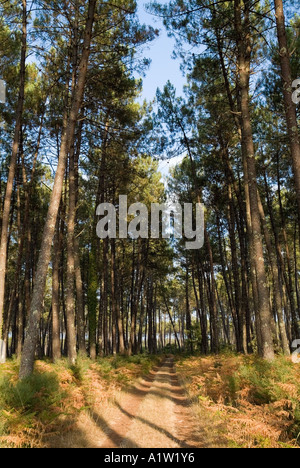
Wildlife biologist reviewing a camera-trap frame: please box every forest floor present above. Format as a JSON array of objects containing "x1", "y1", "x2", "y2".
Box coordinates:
[{"x1": 0, "y1": 353, "x2": 300, "y2": 448}]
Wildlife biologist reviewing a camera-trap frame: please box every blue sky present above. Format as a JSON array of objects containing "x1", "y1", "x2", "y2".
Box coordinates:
[
  {"x1": 136, "y1": 1, "x2": 186, "y2": 103},
  {"x1": 136, "y1": 1, "x2": 187, "y2": 175}
]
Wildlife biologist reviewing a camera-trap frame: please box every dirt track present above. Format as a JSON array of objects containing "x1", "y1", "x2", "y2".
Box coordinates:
[
  {"x1": 97, "y1": 357, "x2": 204, "y2": 448},
  {"x1": 49, "y1": 357, "x2": 205, "y2": 448}
]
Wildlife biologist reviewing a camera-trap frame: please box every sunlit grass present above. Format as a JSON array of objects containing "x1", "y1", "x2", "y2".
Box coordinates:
[
  {"x1": 175, "y1": 353, "x2": 300, "y2": 448},
  {"x1": 0, "y1": 353, "x2": 161, "y2": 448}
]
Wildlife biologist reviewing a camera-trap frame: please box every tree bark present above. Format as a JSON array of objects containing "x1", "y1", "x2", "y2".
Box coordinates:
[
  {"x1": 52, "y1": 219, "x2": 61, "y2": 362},
  {"x1": 257, "y1": 195, "x2": 290, "y2": 355},
  {"x1": 65, "y1": 143, "x2": 77, "y2": 365}
]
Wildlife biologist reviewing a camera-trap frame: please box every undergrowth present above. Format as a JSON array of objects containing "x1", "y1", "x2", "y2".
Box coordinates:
[
  {"x1": 0, "y1": 354, "x2": 161, "y2": 448},
  {"x1": 175, "y1": 353, "x2": 300, "y2": 448}
]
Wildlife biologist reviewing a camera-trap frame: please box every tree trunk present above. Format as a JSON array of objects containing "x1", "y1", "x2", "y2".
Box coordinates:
[
  {"x1": 52, "y1": 219, "x2": 61, "y2": 362},
  {"x1": 235, "y1": 0, "x2": 274, "y2": 360},
  {"x1": 257, "y1": 195, "x2": 290, "y2": 355},
  {"x1": 0, "y1": 0, "x2": 27, "y2": 345},
  {"x1": 19, "y1": 0, "x2": 97, "y2": 379},
  {"x1": 74, "y1": 124, "x2": 86, "y2": 355},
  {"x1": 65, "y1": 143, "x2": 77, "y2": 365},
  {"x1": 74, "y1": 238, "x2": 86, "y2": 354},
  {"x1": 274, "y1": 0, "x2": 300, "y2": 223}
]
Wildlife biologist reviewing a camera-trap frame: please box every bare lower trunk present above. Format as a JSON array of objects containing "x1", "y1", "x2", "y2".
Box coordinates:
[
  {"x1": 52, "y1": 220, "x2": 61, "y2": 362},
  {"x1": 112, "y1": 240, "x2": 125, "y2": 355},
  {"x1": 65, "y1": 144, "x2": 77, "y2": 365},
  {"x1": 74, "y1": 238, "x2": 86, "y2": 354},
  {"x1": 74, "y1": 127, "x2": 86, "y2": 354},
  {"x1": 258, "y1": 196, "x2": 290, "y2": 355}
]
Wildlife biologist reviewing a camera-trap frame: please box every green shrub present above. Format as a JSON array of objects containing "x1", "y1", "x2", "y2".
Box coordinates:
[
  {"x1": 69, "y1": 356, "x2": 91, "y2": 382},
  {"x1": 226, "y1": 374, "x2": 240, "y2": 404},
  {"x1": 238, "y1": 357, "x2": 296, "y2": 405},
  {"x1": 0, "y1": 372, "x2": 59, "y2": 412}
]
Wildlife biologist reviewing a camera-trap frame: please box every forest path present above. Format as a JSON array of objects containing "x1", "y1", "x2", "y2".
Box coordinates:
[
  {"x1": 50, "y1": 357, "x2": 206, "y2": 448},
  {"x1": 94, "y1": 357, "x2": 204, "y2": 448}
]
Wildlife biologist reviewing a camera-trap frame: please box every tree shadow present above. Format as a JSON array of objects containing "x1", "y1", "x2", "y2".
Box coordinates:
[
  {"x1": 114, "y1": 401, "x2": 195, "y2": 449},
  {"x1": 125, "y1": 378, "x2": 189, "y2": 408},
  {"x1": 90, "y1": 410, "x2": 140, "y2": 448}
]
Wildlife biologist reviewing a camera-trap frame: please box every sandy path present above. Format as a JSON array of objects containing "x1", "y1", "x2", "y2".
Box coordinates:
[
  {"x1": 97, "y1": 357, "x2": 204, "y2": 449},
  {"x1": 48, "y1": 357, "x2": 205, "y2": 448}
]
